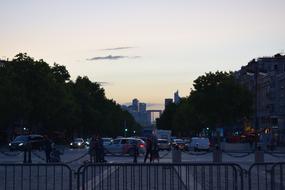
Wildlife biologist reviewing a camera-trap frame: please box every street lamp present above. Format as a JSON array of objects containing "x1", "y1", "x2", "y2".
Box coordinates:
[
  {"x1": 124, "y1": 128, "x2": 128, "y2": 137},
  {"x1": 246, "y1": 59, "x2": 267, "y2": 149}
]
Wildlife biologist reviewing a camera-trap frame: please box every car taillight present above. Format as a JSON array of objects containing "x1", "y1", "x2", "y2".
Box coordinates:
[{"x1": 139, "y1": 144, "x2": 144, "y2": 148}]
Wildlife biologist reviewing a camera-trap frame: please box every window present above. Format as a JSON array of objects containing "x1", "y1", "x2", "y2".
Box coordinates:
[
  {"x1": 274, "y1": 64, "x2": 278, "y2": 71},
  {"x1": 113, "y1": 139, "x2": 120, "y2": 144}
]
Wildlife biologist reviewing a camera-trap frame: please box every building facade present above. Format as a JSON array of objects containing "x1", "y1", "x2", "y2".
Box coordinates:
[{"x1": 236, "y1": 54, "x2": 285, "y2": 144}]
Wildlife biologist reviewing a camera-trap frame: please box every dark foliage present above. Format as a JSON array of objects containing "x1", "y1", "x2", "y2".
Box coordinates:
[
  {"x1": 157, "y1": 71, "x2": 253, "y2": 136},
  {"x1": 0, "y1": 53, "x2": 139, "y2": 140}
]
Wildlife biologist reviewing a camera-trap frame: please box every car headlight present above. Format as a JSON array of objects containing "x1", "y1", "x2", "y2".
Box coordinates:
[
  {"x1": 19, "y1": 143, "x2": 24, "y2": 146},
  {"x1": 77, "y1": 143, "x2": 81, "y2": 146},
  {"x1": 9, "y1": 143, "x2": 11, "y2": 146},
  {"x1": 70, "y1": 143, "x2": 73, "y2": 146}
]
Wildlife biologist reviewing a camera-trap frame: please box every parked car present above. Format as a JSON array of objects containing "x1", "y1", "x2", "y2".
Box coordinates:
[
  {"x1": 172, "y1": 139, "x2": 187, "y2": 151},
  {"x1": 188, "y1": 137, "x2": 210, "y2": 151},
  {"x1": 70, "y1": 138, "x2": 85, "y2": 148},
  {"x1": 102, "y1": 138, "x2": 113, "y2": 147},
  {"x1": 157, "y1": 139, "x2": 171, "y2": 151},
  {"x1": 9, "y1": 135, "x2": 45, "y2": 151},
  {"x1": 105, "y1": 137, "x2": 145, "y2": 155}
]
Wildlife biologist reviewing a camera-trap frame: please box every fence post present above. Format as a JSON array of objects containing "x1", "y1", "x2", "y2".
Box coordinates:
[
  {"x1": 255, "y1": 146, "x2": 264, "y2": 163},
  {"x1": 172, "y1": 148, "x2": 181, "y2": 163},
  {"x1": 213, "y1": 146, "x2": 222, "y2": 163}
]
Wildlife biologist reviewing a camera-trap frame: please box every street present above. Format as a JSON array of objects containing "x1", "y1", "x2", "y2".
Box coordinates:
[{"x1": 1, "y1": 148, "x2": 285, "y2": 170}]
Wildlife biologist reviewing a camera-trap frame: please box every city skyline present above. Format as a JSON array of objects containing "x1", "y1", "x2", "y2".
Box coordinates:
[{"x1": 1, "y1": 0, "x2": 285, "y2": 109}]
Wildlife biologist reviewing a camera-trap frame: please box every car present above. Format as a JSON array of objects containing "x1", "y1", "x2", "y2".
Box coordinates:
[
  {"x1": 70, "y1": 138, "x2": 85, "y2": 148},
  {"x1": 188, "y1": 137, "x2": 210, "y2": 151},
  {"x1": 102, "y1": 138, "x2": 113, "y2": 146},
  {"x1": 172, "y1": 139, "x2": 187, "y2": 151},
  {"x1": 9, "y1": 135, "x2": 45, "y2": 151},
  {"x1": 105, "y1": 137, "x2": 145, "y2": 156},
  {"x1": 157, "y1": 139, "x2": 171, "y2": 151}
]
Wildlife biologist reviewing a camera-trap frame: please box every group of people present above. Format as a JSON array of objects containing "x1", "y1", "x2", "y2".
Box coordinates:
[
  {"x1": 144, "y1": 135, "x2": 159, "y2": 163},
  {"x1": 88, "y1": 134, "x2": 106, "y2": 163}
]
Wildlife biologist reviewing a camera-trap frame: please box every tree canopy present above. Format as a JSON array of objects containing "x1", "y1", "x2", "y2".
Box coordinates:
[
  {"x1": 157, "y1": 71, "x2": 253, "y2": 136},
  {"x1": 0, "y1": 53, "x2": 139, "y2": 141}
]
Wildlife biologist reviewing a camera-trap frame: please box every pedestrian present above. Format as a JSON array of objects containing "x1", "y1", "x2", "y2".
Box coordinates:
[
  {"x1": 144, "y1": 137, "x2": 152, "y2": 163},
  {"x1": 50, "y1": 145, "x2": 61, "y2": 162},
  {"x1": 89, "y1": 135, "x2": 96, "y2": 163},
  {"x1": 98, "y1": 135, "x2": 106, "y2": 162},
  {"x1": 94, "y1": 134, "x2": 102, "y2": 163},
  {"x1": 132, "y1": 141, "x2": 139, "y2": 163},
  {"x1": 150, "y1": 135, "x2": 159, "y2": 163},
  {"x1": 44, "y1": 135, "x2": 52, "y2": 163}
]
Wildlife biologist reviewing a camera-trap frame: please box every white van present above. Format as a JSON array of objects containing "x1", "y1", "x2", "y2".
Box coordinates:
[{"x1": 189, "y1": 137, "x2": 210, "y2": 151}]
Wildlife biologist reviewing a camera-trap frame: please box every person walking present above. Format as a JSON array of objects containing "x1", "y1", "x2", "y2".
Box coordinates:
[
  {"x1": 144, "y1": 137, "x2": 152, "y2": 163},
  {"x1": 132, "y1": 141, "x2": 139, "y2": 163},
  {"x1": 150, "y1": 135, "x2": 159, "y2": 163},
  {"x1": 97, "y1": 135, "x2": 105, "y2": 162},
  {"x1": 89, "y1": 135, "x2": 96, "y2": 163},
  {"x1": 94, "y1": 134, "x2": 101, "y2": 163},
  {"x1": 44, "y1": 136, "x2": 52, "y2": 163}
]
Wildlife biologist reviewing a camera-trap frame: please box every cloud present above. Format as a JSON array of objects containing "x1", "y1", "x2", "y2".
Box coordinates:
[
  {"x1": 87, "y1": 55, "x2": 140, "y2": 61},
  {"x1": 101, "y1": 46, "x2": 135, "y2": 51},
  {"x1": 98, "y1": 81, "x2": 113, "y2": 86}
]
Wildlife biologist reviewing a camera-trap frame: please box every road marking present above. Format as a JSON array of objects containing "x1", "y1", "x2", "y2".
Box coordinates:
[
  {"x1": 81, "y1": 165, "x2": 119, "y2": 190},
  {"x1": 173, "y1": 166, "x2": 202, "y2": 190}
]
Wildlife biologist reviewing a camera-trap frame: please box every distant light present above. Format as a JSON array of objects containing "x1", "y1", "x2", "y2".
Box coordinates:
[
  {"x1": 125, "y1": 128, "x2": 128, "y2": 132},
  {"x1": 23, "y1": 128, "x2": 27, "y2": 130},
  {"x1": 206, "y1": 128, "x2": 209, "y2": 130},
  {"x1": 133, "y1": 130, "x2": 136, "y2": 134}
]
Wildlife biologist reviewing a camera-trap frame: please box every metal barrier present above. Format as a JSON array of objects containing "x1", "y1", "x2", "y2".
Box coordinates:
[
  {"x1": 78, "y1": 163, "x2": 244, "y2": 190},
  {"x1": 0, "y1": 163, "x2": 72, "y2": 190},
  {"x1": 248, "y1": 163, "x2": 275, "y2": 190},
  {"x1": 1, "y1": 161, "x2": 285, "y2": 190},
  {"x1": 271, "y1": 162, "x2": 285, "y2": 190}
]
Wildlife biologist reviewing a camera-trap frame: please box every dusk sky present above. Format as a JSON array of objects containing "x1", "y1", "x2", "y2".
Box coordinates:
[{"x1": 1, "y1": 0, "x2": 285, "y2": 109}]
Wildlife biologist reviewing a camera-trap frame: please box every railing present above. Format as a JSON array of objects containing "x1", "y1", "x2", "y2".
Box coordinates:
[
  {"x1": 78, "y1": 163, "x2": 244, "y2": 190},
  {"x1": 1, "y1": 159, "x2": 285, "y2": 189},
  {"x1": 248, "y1": 163, "x2": 275, "y2": 190},
  {"x1": 0, "y1": 163, "x2": 72, "y2": 190},
  {"x1": 271, "y1": 162, "x2": 285, "y2": 190}
]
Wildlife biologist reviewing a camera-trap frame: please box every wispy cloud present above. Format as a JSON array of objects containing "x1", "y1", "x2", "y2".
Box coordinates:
[
  {"x1": 98, "y1": 81, "x2": 113, "y2": 86},
  {"x1": 87, "y1": 55, "x2": 140, "y2": 61},
  {"x1": 101, "y1": 46, "x2": 135, "y2": 51}
]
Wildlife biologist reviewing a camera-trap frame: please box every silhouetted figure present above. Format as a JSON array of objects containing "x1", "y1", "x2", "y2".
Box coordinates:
[
  {"x1": 44, "y1": 136, "x2": 52, "y2": 163},
  {"x1": 150, "y1": 135, "x2": 159, "y2": 163},
  {"x1": 23, "y1": 137, "x2": 32, "y2": 163},
  {"x1": 94, "y1": 134, "x2": 105, "y2": 163},
  {"x1": 89, "y1": 136, "x2": 96, "y2": 163},
  {"x1": 50, "y1": 146, "x2": 61, "y2": 162},
  {"x1": 144, "y1": 137, "x2": 152, "y2": 163},
  {"x1": 132, "y1": 141, "x2": 139, "y2": 163},
  {"x1": 98, "y1": 137, "x2": 106, "y2": 162}
]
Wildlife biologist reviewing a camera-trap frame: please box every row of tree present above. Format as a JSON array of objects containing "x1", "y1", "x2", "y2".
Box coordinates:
[
  {"x1": 0, "y1": 53, "x2": 140, "y2": 141},
  {"x1": 157, "y1": 71, "x2": 253, "y2": 137}
]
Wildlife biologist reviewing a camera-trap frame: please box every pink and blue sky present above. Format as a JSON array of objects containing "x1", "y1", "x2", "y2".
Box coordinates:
[{"x1": 1, "y1": 0, "x2": 285, "y2": 109}]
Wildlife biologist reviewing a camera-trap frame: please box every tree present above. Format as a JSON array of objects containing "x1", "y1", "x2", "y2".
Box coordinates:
[
  {"x1": 0, "y1": 53, "x2": 139, "y2": 142},
  {"x1": 190, "y1": 71, "x2": 253, "y2": 130},
  {"x1": 157, "y1": 71, "x2": 253, "y2": 137}
]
